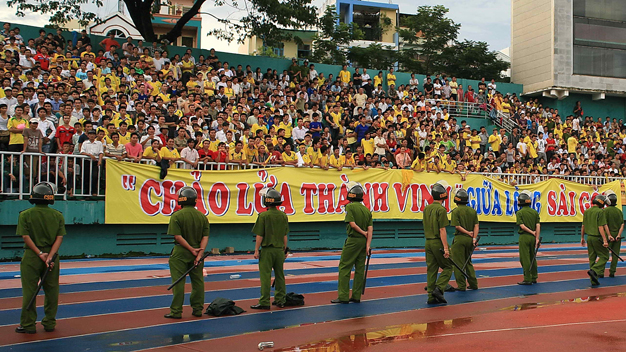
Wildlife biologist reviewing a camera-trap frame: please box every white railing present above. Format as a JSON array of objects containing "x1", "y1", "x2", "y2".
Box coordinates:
[
  {"x1": 429, "y1": 99, "x2": 519, "y2": 133},
  {"x1": 1, "y1": 151, "x2": 622, "y2": 200},
  {"x1": 474, "y1": 172, "x2": 626, "y2": 187}
]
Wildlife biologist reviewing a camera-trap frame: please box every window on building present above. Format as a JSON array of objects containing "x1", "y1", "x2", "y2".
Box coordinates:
[
  {"x1": 106, "y1": 29, "x2": 126, "y2": 38},
  {"x1": 181, "y1": 36, "x2": 194, "y2": 48},
  {"x1": 353, "y1": 9, "x2": 382, "y2": 42},
  {"x1": 297, "y1": 44, "x2": 311, "y2": 58},
  {"x1": 573, "y1": 0, "x2": 626, "y2": 78}
]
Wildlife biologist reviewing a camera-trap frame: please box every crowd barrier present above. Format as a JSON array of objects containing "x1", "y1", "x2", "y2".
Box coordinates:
[{"x1": 0, "y1": 151, "x2": 621, "y2": 200}]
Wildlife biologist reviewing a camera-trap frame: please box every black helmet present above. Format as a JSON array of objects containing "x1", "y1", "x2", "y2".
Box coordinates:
[
  {"x1": 605, "y1": 191, "x2": 618, "y2": 207},
  {"x1": 454, "y1": 188, "x2": 469, "y2": 205},
  {"x1": 347, "y1": 183, "x2": 364, "y2": 202},
  {"x1": 592, "y1": 194, "x2": 607, "y2": 207},
  {"x1": 177, "y1": 186, "x2": 197, "y2": 206},
  {"x1": 431, "y1": 183, "x2": 448, "y2": 201},
  {"x1": 29, "y1": 182, "x2": 55, "y2": 205},
  {"x1": 518, "y1": 191, "x2": 532, "y2": 207},
  {"x1": 263, "y1": 188, "x2": 283, "y2": 206}
]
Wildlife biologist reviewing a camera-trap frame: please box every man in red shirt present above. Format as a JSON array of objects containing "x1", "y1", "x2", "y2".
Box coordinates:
[
  {"x1": 34, "y1": 47, "x2": 50, "y2": 71},
  {"x1": 99, "y1": 33, "x2": 120, "y2": 52},
  {"x1": 56, "y1": 115, "x2": 76, "y2": 150},
  {"x1": 198, "y1": 140, "x2": 215, "y2": 162}
]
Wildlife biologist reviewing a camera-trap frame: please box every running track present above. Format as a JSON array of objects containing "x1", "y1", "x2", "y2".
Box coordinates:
[{"x1": 1, "y1": 244, "x2": 625, "y2": 352}]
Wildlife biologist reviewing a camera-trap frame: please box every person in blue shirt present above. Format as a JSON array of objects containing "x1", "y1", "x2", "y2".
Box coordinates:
[
  {"x1": 309, "y1": 113, "x2": 323, "y2": 138},
  {"x1": 355, "y1": 115, "x2": 370, "y2": 143}
]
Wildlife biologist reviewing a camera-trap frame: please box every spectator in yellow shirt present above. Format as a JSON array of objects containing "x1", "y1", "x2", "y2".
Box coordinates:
[
  {"x1": 339, "y1": 150, "x2": 356, "y2": 171},
  {"x1": 229, "y1": 141, "x2": 248, "y2": 164},
  {"x1": 568, "y1": 132, "x2": 578, "y2": 154},
  {"x1": 338, "y1": 65, "x2": 351, "y2": 86},
  {"x1": 387, "y1": 68, "x2": 396, "y2": 88},
  {"x1": 488, "y1": 128, "x2": 502, "y2": 156},
  {"x1": 282, "y1": 144, "x2": 298, "y2": 166}
]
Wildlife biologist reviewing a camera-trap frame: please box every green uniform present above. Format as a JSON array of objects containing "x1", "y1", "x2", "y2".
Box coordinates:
[
  {"x1": 253, "y1": 207, "x2": 289, "y2": 306},
  {"x1": 337, "y1": 202, "x2": 373, "y2": 301},
  {"x1": 450, "y1": 205, "x2": 479, "y2": 290},
  {"x1": 516, "y1": 206, "x2": 540, "y2": 282},
  {"x1": 604, "y1": 206, "x2": 624, "y2": 275},
  {"x1": 17, "y1": 204, "x2": 66, "y2": 332},
  {"x1": 167, "y1": 206, "x2": 210, "y2": 317},
  {"x1": 423, "y1": 202, "x2": 452, "y2": 301},
  {"x1": 583, "y1": 205, "x2": 609, "y2": 279}
]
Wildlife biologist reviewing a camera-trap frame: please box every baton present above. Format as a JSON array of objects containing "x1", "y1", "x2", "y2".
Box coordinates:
[
  {"x1": 462, "y1": 235, "x2": 481, "y2": 270},
  {"x1": 362, "y1": 249, "x2": 372, "y2": 295},
  {"x1": 272, "y1": 247, "x2": 290, "y2": 288},
  {"x1": 27, "y1": 253, "x2": 58, "y2": 310},
  {"x1": 167, "y1": 252, "x2": 210, "y2": 290},
  {"x1": 440, "y1": 248, "x2": 469, "y2": 280},
  {"x1": 607, "y1": 240, "x2": 624, "y2": 262},
  {"x1": 529, "y1": 236, "x2": 543, "y2": 269}
]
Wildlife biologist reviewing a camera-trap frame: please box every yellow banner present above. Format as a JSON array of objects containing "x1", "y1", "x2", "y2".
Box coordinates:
[{"x1": 105, "y1": 161, "x2": 622, "y2": 224}]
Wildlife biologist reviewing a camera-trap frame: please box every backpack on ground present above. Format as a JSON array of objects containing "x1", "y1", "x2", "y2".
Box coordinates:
[
  {"x1": 204, "y1": 297, "x2": 245, "y2": 316},
  {"x1": 284, "y1": 292, "x2": 305, "y2": 306}
]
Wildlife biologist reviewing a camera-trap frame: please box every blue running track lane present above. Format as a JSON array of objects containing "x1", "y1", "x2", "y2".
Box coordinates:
[{"x1": 3, "y1": 276, "x2": 626, "y2": 352}]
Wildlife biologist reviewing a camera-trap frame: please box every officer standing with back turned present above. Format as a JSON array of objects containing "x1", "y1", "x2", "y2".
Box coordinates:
[
  {"x1": 603, "y1": 190, "x2": 623, "y2": 278},
  {"x1": 251, "y1": 188, "x2": 290, "y2": 309},
  {"x1": 424, "y1": 182, "x2": 452, "y2": 304},
  {"x1": 582, "y1": 194, "x2": 610, "y2": 286},
  {"x1": 16, "y1": 182, "x2": 65, "y2": 334},
  {"x1": 332, "y1": 182, "x2": 373, "y2": 304},
  {"x1": 165, "y1": 187, "x2": 209, "y2": 319},
  {"x1": 516, "y1": 190, "x2": 540, "y2": 285},
  {"x1": 450, "y1": 188, "x2": 479, "y2": 291}
]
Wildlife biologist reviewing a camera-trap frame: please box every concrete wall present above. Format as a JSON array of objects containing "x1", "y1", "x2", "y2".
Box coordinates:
[
  {"x1": 553, "y1": 0, "x2": 626, "y2": 93},
  {"x1": 0, "y1": 201, "x2": 609, "y2": 260},
  {"x1": 511, "y1": 0, "x2": 554, "y2": 93},
  {"x1": 380, "y1": 8, "x2": 398, "y2": 45},
  {"x1": 540, "y1": 93, "x2": 626, "y2": 121}
]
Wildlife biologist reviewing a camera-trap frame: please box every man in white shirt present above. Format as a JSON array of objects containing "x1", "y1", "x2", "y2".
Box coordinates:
[
  {"x1": 33, "y1": 107, "x2": 56, "y2": 153},
  {"x1": 181, "y1": 138, "x2": 200, "y2": 169},
  {"x1": 292, "y1": 121, "x2": 309, "y2": 143},
  {"x1": 516, "y1": 140, "x2": 527, "y2": 158},
  {"x1": 0, "y1": 88, "x2": 17, "y2": 112},
  {"x1": 361, "y1": 69, "x2": 370, "y2": 86},
  {"x1": 488, "y1": 79, "x2": 497, "y2": 96},
  {"x1": 80, "y1": 130, "x2": 104, "y2": 196},
  {"x1": 373, "y1": 129, "x2": 387, "y2": 158}
]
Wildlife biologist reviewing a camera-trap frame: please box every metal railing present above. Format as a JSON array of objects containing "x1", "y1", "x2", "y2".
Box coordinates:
[
  {"x1": 474, "y1": 172, "x2": 625, "y2": 187},
  {"x1": 1, "y1": 151, "x2": 622, "y2": 200},
  {"x1": 428, "y1": 99, "x2": 519, "y2": 133}
]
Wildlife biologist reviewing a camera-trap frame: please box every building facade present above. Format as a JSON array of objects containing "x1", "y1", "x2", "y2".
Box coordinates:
[
  {"x1": 511, "y1": 0, "x2": 626, "y2": 119},
  {"x1": 89, "y1": 0, "x2": 202, "y2": 47}
]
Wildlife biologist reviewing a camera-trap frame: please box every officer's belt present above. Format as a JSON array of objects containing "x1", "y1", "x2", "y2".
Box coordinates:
[
  {"x1": 348, "y1": 234, "x2": 366, "y2": 239},
  {"x1": 454, "y1": 233, "x2": 472, "y2": 238},
  {"x1": 425, "y1": 238, "x2": 442, "y2": 241},
  {"x1": 585, "y1": 234, "x2": 601, "y2": 237}
]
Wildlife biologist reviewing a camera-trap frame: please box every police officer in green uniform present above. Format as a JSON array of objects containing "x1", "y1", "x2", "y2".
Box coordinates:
[
  {"x1": 603, "y1": 191, "x2": 623, "y2": 278},
  {"x1": 424, "y1": 182, "x2": 452, "y2": 304},
  {"x1": 332, "y1": 182, "x2": 373, "y2": 304},
  {"x1": 251, "y1": 188, "x2": 290, "y2": 309},
  {"x1": 16, "y1": 182, "x2": 65, "y2": 334},
  {"x1": 582, "y1": 194, "x2": 611, "y2": 286},
  {"x1": 450, "y1": 188, "x2": 479, "y2": 291},
  {"x1": 165, "y1": 187, "x2": 209, "y2": 319},
  {"x1": 516, "y1": 190, "x2": 540, "y2": 285}
]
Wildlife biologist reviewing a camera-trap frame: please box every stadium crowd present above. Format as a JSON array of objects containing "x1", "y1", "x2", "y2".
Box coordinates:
[{"x1": 0, "y1": 23, "x2": 625, "y2": 195}]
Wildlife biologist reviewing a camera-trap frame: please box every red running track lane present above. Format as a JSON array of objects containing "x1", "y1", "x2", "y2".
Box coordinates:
[
  {"x1": 0, "y1": 268, "x2": 605, "y2": 346},
  {"x1": 143, "y1": 285, "x2": 626, "y2": 352},
  {"x1": 0, "y1": 258, "x2": 590, "y2": 309},
  {"x1": 0, "y1": 250, "x2": 590, "y2": 290}
]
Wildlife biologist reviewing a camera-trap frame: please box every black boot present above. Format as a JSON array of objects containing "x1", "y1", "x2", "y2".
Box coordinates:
[
  {"x1": 250, "y1": 304, "x2": 271, "y2": 310},
  {"x1": 330, "y1": 299, "x2": 349, "y2": 304},
  {"x1": 432, "y1": 287, "x2": 447, "y2": 304}
]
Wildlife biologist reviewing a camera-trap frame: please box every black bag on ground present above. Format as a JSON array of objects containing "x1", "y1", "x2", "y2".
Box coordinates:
[
  {"x1": 204, "y1": 297, "x2": 245, "y2": 316},
  {"x1": 284, "y1": 292, "x2": 305, "y2": 306}
]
